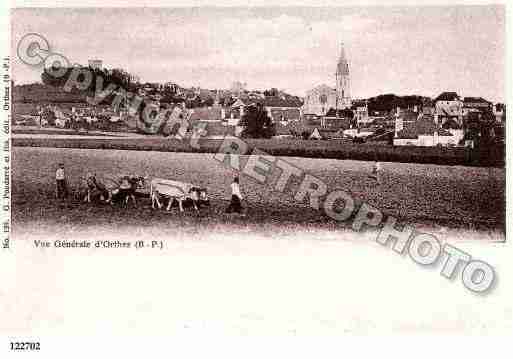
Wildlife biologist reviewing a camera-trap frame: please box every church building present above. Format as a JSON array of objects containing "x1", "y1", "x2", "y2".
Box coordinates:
[{"x1": 302, "y1": 42, "x2": 352, "y2": 116}]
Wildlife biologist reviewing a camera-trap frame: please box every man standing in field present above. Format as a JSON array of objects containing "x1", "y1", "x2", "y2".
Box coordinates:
[
  {"x1": 55, "y1": 163, "x2": 68, "y2": 199},
  {"x1": 369, "y1": 161, "x2": 382, "y2": 184},
  {"x1": 225, "y1": 176, "x2": 244, "y2": 215}
]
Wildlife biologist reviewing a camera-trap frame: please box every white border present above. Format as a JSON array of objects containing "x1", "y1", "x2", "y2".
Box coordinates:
[{"x1": 1, "y1": 1, "x2": 511, "y2": 356}]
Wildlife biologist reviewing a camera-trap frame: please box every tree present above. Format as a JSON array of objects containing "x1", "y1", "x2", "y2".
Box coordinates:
[
  {"x1": 41, "y1": 66, "x2": 133, "y2": 96},
  {"x1": 300, "y1": 130, "x2": 311, "y2": 140},
  {"x1": 41, "y1": 107, "x2": 56, "y2": 126},
  {"x1": 264, "y1": 88, "x2": 279, "y2": 97},
  {"x1": 326, "y1": 107, "x2": 354, "y2": 119},
  {"x1": 185, "y1": 96, "x2": 202, "y2": 109},
  {"x1": 366, "y1": 94, "x2": 428, "y2": 114},
  {"x1": 239, "y1": 103, "x2": 275, "y2": 139},
  {"x1": 202, "y1": 97, "x2": 215, "y2": 107}
]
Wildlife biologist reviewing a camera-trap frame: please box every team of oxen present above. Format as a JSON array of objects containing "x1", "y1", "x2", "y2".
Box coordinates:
[{"x1": 81, "y1": 174, "x2": 210, "y2": 212}]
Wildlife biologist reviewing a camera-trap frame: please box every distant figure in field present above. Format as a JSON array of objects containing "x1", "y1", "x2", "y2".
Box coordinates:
[
  {"x1": 370, "y1": 161, "x2": 382, "y2": 183},
  {"x1": 55, "y1": 163, "x2": 68, "y2": 199},
  {"x1": 225, "y1": 176, "x2": 243, "y2": 214}
]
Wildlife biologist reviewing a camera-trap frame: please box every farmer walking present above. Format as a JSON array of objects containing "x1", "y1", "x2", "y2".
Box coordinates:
[
  {"x1": 55, "y1": 163, "x2": 68, "y2": 199},
  {"x1": 225, "y1": 176, "x2": 243, "y2": 214}
]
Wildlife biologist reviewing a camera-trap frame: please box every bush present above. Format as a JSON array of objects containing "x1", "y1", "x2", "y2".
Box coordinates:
[{"x1": 239, "y1": 104, "x2": 275, "y2": 139}]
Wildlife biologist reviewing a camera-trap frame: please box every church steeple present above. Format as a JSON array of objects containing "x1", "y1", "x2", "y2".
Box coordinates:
[
  {"x1": 336, "y1": 42, "x2": 351, "y2": 109},
  {"x1": 336, "y1": 42, "x2": 349, "y2": 76}
]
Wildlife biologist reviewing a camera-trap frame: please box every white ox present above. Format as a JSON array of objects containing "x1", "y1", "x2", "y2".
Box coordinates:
[{"x1": 150, "y1": 178, "x2": 199, "y2": 212}]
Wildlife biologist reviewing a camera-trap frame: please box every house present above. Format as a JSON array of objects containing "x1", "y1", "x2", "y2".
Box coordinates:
[
  {"x1": 258, "y1": 96, "x2": 302, "y2": 123},
  {"x1": 343, "y1": 128, "x2": 374, "y2": 139},
  {"x1": 55, "y1": 117, "x2": 69, "y2": 128},
  {"x1": 52, "y1": 107, "x2": 73, "y2": 128},
  {"x1": 463, "y1": 97, "x2": 492, "y2": 114},
  {"x1": 321, "y1": 116, "x2": 353, "y2": 131},
  {"x1": 309, "y1": 128, "x2": 324, "y2": 140},
  {"x1": 306, "y1": 107, "x2": 355, "y2": 131},
  {"x1": 394, "y1": 113, "x2": 463, "y2": 146},
  {"x1": 227, "y1": 98, "x2": 251, "y2": 125},
  {"x1": 354, "y1": 104, "x2": 371, "y2": 126},
  {"x1": 441, "y1": 118, "x2": 464, "y2": 143},
  {"x1": 434, "y1": 92, "x2": 463, "y2": 126},
  {"x1": 273, "y1": 123, "x2": 295, "y2": 139},
  {"x1": 493, "y1": 103, "x2": 505, "y2": 123},
  {"x1": 189, "y1": 107, "x2": 225, "y2": 122},
  {"x1": 421, "y1": 99, "x2": 435, "y2": 115},
  {"x1": 301, "y1": 114, "x2": 322, "y2": 129},
  {"x1": 393, "y1": 108, "x2": 420, "y2": 137},
  {"x1": 269, "y1": 108, "x2": 302, "y2": 124},
  {"x1": 164, "y1": 82, "x2": 182, "y2": 95},
  {"x1": 228, "y1": 96, "x2": 302, "y2": 126},
  {"x1": 273, "y1": 119, "x2": 310, "y2": 139}
]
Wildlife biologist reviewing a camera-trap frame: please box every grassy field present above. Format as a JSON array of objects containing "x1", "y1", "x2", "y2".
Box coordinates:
[
  {"x1": 13, "y1": 127, "x2": 125, "y2": 137},
  {"x1": 12, "y1": 135, "x2": 504, "y2": 167},
  {"x1": 11, "y1": 147, "x2": 505, "y2": 239}
]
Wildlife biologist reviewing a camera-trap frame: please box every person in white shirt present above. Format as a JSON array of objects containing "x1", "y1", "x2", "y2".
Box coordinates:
[
  {"x1": 370, "y1": 161, "x2": 382, "y2": 183},
  {"x1": 226, "y1": 176, "x2": 243, "y2": 214},
  {"x1": 55, "y1": 163, "x2": 68, "y2": 199}
]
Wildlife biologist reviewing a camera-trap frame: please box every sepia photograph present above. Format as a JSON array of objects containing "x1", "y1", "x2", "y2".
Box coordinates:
[
  {"x1": 1, "y1": 0, "x2": 511, "y2": 352},
  {"x1": 9, "y1": 6, "x2": 506, "y2": 239}
]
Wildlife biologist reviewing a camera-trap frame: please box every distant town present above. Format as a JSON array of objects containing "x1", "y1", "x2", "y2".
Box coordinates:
[{"x1": 12, "y1": 43, "x2": 506, "y2": 151}]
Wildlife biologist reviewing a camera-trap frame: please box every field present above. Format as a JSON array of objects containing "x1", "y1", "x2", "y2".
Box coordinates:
[
  {"x1": 13, "y1": 127, "x2": 126, "y2": 137},
  {"x1": 11, "y1": 147, "x2": 505, "y2": 240},
  {"x1": 12, "y1": 135, "x2": 505, "y2": 167}
]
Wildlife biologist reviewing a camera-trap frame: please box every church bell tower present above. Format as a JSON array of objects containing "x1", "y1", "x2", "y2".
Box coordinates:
[{"x1": 336, "y1": 42, "x2": 351, "y2": 109}]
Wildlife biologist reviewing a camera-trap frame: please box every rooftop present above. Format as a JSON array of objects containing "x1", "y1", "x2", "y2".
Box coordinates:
[{"x1": 463, "y1": 97, "x2": 491, "y2": 104}]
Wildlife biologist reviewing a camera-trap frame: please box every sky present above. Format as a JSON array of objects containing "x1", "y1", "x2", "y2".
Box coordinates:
[{"x1": 11, "y1": 6, "x2": 506, "y2": 102}]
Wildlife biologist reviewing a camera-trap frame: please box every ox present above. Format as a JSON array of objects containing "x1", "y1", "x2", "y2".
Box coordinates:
[
  {"x1": 84, "y1": 175, "x2": 145, "y2": 207},
  {"x1": 110, "y1": 176, "x2": 146, "y2": 206},
  {"x1": 84, "y1": 174, "x2": 110, "y2": 204},
  {"x1": 150, "y1": 178, "x2": 208, "y2": 212}
]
